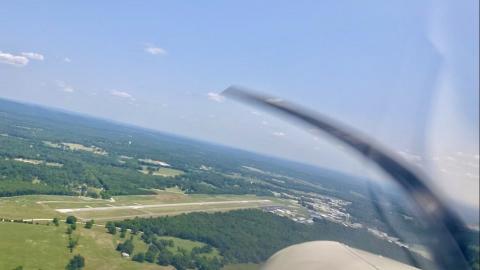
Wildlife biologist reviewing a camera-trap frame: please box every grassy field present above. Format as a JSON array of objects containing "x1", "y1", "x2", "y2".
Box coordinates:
[
  {"x1": 152, "y1": 167, "x2": 184, "y2": 177},
  {"x1": 0, "y1": 220, "x2": 226, "y2": 269},
  {"x1": 158, "y1": 236, "x2": 221, "y2": 259},
  {"x1": 52, "y1": 142, "x2": 108, "y2": 155},
  {"x1": 0, "y1": 222, "x2": 170, "y2": 270},
  {"x1": 222, "y1": 263, "x2": 261, "y2": 270},
  {"x1": 0, "y1": 191, "x2": 285, "y2": 222}
]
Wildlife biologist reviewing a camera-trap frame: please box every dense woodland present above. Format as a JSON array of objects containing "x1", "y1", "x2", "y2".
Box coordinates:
[{"x1": 115, "y1": 209, "x2": 434, "y2": 268}]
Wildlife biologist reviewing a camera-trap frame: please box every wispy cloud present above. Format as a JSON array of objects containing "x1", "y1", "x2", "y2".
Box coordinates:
[
  {"x1": 207, "y1": 92, "x2": 225, "y2": 103},
  {"x1": 21, "y1": 52, "x2": 44, "y2": 61},
  {"x1": 0, "y1": 51, "x2": 29, "y2": 67},
  {"x1": 64, "y1": 57, "x2": 71, "y2": 63},
  {"x1": 272, "y1": 131, "x2": 286, "y2": 137},
  {"x1": 0, "y1": 51, "x2": 44, "y2": 67},
  {"x1": 145, "y1": 44, "x2": 167, "y2": 55},
  {"x1": 110, "y1": 90, "x2": 135, "y2": 101},
  {"x1": 56, "y1": 80, "x2": 74, "y2": 93}
]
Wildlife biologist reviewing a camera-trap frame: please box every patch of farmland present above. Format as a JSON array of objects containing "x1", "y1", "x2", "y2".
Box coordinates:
[
  {"x1": 138, "y1": 166, "x2": 184, "y2": 177},
  {"x1": 138, "y1": 158, "x2": 171, "y2": 167},
  {"x1": 12, "y1": 157, "x2": 63, "y2": 167},
  {"x1": 43, "y1": 141, "x2": 107, "y2": 155}
]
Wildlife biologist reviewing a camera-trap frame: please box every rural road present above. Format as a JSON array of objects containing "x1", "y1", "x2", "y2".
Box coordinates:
[{"x1": 56, "y1": 199, "x2": 272, "y2": 213}]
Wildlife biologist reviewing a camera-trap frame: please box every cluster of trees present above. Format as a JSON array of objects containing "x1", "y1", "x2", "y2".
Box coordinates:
[
  {"x1": 0, "y1": 178, "x2": 73, "y2": 197},
  {"x1": 175, "y1": 171, "x2": 273, "y2": 196},
  {"x1": 128, "y1": 235, "x2": 221, "y2": 270},
  {"x1": 66, "y1": 254, "x2": 85, "y2": 270},
  {"x1": 105, "y1": 221, "x2": 116, "y2": 234},
  {"x1": 116, "y1": 209, "x2": 432, "y2": 268},
  {"x1": 68, "y1": 236, "x2": 79, "y2": 253},
  {"x1": 66, "y1": 216, "x2": 77, "y2": 225},
  {"x1": 84, "y1": 219, "x2": 94, "y2": 229},
  {"x1": 65, "y1": 216, "x2": 79, "y2": 253},
  {"x1": 117, "y1": 238, "x2": 135, "y2": 255},
  {"x1": 119, "y1": 224, "x2": 128, "y2": 238}
]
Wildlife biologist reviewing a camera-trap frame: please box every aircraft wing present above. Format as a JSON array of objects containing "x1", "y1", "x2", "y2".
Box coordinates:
[{"x1": 262, "y1": 241, "x2": 420, "y2": 270}]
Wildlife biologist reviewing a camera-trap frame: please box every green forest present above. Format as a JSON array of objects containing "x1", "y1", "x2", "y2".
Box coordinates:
[{"x1": 115, "y1": 209, "x2": 432, "y2": 268}]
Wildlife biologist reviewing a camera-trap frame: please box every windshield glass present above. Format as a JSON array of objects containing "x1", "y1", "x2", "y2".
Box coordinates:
[{"x1": 0, "y1": 1, "x2": 478, "y2": 270}]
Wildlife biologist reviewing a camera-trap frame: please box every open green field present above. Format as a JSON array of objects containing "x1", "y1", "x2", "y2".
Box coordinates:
[
  {"x1": 158, "y1": 236, "x2": 222, "y2": 259},
  {"x1": 138, "y1": 166, "x2": 185, "y2": 177},
  {"x1": 222, "y1": 264, "x2": 261, "y2": 270},
  {"x1": 0, "y1": 222, "x2": 170, "y2": 270},
  {"x1": 152, "y1": 167, "x2": 184, "y2": 177},
  {"x1": 0, "y1": 219, "x2": 228, "y2": 269},
  {"x1": 0, "y1": 191, "x2": 286, "y2": 222}
]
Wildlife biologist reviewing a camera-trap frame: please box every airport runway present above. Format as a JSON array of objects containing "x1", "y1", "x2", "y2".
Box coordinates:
[{"x1": 56, "y1": 199, "x2": 272, "y2": 213}]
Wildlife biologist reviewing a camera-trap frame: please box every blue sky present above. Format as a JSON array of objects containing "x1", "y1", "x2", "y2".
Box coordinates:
[{"x1": 0, "y1": 1, "x2": 478, "y2": 211}]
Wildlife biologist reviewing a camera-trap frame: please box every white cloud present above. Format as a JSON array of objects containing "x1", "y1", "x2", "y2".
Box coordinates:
[
  {"x1": 56, "y1": 80, "x2": 74, "y2": 93},
  {"x1": 64, "y1": 57, "x2": 71, "y2": 63},
  {"x1": 207, "y1": 92, "x2": 225, "y2": 103},
  {"x1": 145, "y1": 44, "x2": 167, "y2": 55},
  {"x1": 272, "y1": 131, "x2": 286, "y2": 137},
  {"x1": 110, "y1": 90, "x2": 135, "y2": 101},
  {"x1": 21, "y1": 52, "x2": 44, "y2": 61},
  {"x1": 0, "y1": 51, "x2": 29, "y2": 67},
  {"x1": 0, "y1": 51, "x2": 44, "y2": 67}
]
